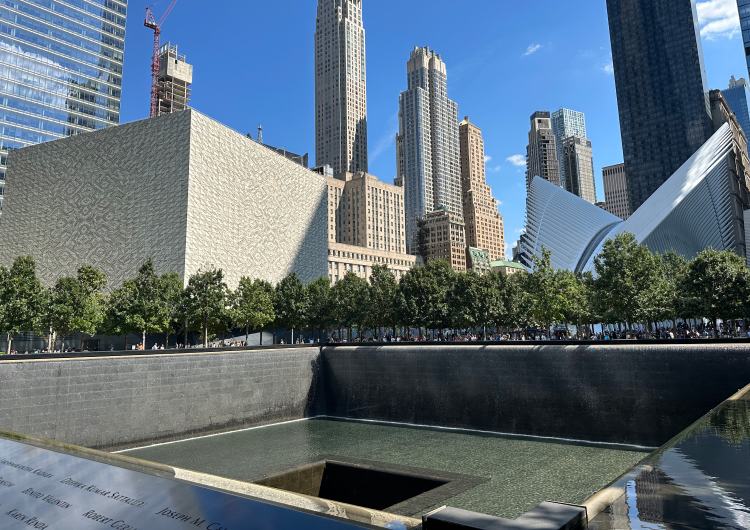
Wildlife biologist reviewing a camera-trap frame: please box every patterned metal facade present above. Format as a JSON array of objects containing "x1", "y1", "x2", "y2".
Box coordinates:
[{"x1": 0, "y1": 110, "x2": 329, "y2": 288}]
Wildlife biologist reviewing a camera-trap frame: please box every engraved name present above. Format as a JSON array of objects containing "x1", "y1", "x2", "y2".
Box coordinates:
[
  {"x1": 60, "y1": 477, "x2": 145, "y2": 506},
  {"x1": 82, "y1": 509, "x2": 139, "y2": 530},
  {"x1": 5, "y1": 508, "x2": 48, "y2": 529}
]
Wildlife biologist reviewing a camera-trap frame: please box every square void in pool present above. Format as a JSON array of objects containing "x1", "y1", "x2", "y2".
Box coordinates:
[
  {"x1": 122, "y1": 419, "x2": 650, "y2": 519},
  {"x1": 255, "y1": 459, "x2": 478, "y2": 514}
]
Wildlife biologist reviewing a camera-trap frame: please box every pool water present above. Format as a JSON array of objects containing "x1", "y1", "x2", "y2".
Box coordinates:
[{"x1": 122, "y1": 418, "x2": 650, "y2": 519}]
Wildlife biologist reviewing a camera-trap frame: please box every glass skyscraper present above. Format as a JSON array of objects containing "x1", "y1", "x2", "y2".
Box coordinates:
[
  {"x1": 606, "y1": 0, "x2": 714, "y2": 211},
  {"x1": 0, "y1": 0, "x2": 127, "y2": 212},
  {"x1": 723, "y1": 76, "x2": 750, "y2": 137},
  {"x1": 551, "y1": 108, "x2": 587, "y2": 189},
  {"x1": 740, "y1": 0, "x2": 750, "y2": 76}
]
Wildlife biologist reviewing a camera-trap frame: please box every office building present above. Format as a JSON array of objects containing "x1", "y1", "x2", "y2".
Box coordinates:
[
  {"x1": 327, "y1": 172, "x2": 407, "y2": 254},
  {"x1": 561, "y1": 137, "x2": 597, "y2": 204},
  {"x1": 602, "y1": 163, "x2": 631, "y2": 219},
  {"x1": 740, "y1": 0, "x2": 750, "y2": 77},
  {"x1": 0, "y1": 0, "x2": 127, "y2": 213},
  {"x1": 522, "y1": 124, "x2": 750, "y2": 271},
  {"x1": 326, "y1": 172, "x2": 415, "y2": 282},
  {"x1": 397, "y1": 47, "x2": 464, "y2": 260},
  {"x1": 551, "y1": 109, "x2": 587, "y2": 189},
  {"x1": 606, "y1": 0, "x2": 714, "y2": 211},
  {"x1": 315, "y1": 0, "x2": 368, "y2": 176},
  {"x1": 0, "y1": 111, "x2": 329, "y2": 288},
  {"x1": 156, "y1": 43, "x2": 192, "y2": 116},
  {"x1": 418, "y1": 210, "x2": 467, "y2": 271},
  {"x1": 327, "y1": 243, "x2": 416, "y2": 283},
  {"x1": 710, "y1": 89, "x2": 750, "y2": 194},
  {"x1": 459, "y1": 117, "x2": 506, "y2": 261},
  {"x1": 722, "y1": 76, "x2": 750, "y2": 137},
  {"x1": 526, "y1": 112, "x2": 560, "y2": 188}
]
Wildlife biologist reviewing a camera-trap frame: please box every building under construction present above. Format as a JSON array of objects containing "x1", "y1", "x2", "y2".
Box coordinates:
[{"x1": 156, "y1": 43, "x2": 192, "y2": 116}]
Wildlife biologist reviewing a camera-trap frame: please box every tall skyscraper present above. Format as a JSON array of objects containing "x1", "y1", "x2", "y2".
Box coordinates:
[
  {"x1": 606, "y1": 0, "x2": 714, "y2": 211},
  {"x1": 740, "y1": 0, "x2": 750, "y2": 77},
  {"x1": 526, "y1": 112, "x2": 560, "y2": 188},
  {"x1": 397, "y1": 47, "x2": 463, "y2": 257},
  {"x1": 0, "y1": 0, "x2": 127, "y2": 214},
  {"x1": 315, "y1": 0, "x2": 368, "y2": 177},
  {"x1": 551, "y1": 108, "x2": 587, "y2": 188},
  {"x1": 459, "y1": 117, "x2": 505, "y2": 261},
  {"x1": 602, "y1": 163, "x2": 631, "y2": 219},
  {"x1": 722, "y1": 76, "x2": 750, "y2": 137},
  {"x1": 562, "y1": 137, "x2": 597, "y2": 204},
  {"x1": 156, "y1": 43, "x2": 192, "y2": 116}
]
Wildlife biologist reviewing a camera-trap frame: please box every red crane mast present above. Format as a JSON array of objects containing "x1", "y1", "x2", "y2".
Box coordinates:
[{"x1": 144, "y1": 0, "x2": 179, "y2": 118}]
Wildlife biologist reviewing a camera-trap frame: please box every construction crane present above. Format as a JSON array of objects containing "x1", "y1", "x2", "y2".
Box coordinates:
[{"x1": 144, "y1": 0, "x2": 179, "y2": 118}]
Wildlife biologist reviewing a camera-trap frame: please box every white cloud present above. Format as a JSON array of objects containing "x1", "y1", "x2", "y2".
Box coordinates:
[
  {"x1": 485, "y1": 155, "x2": 493, "y2": 163},
  {"x1": 506, "y1": 154, "x2": 526, "y2": 167},
  {"x1": 523, "y1": 43, "x2": 542, "y2": 56},
  {"x1": 696, "y1": 0, "x2": 740, "y2": 39},
  {"x1": 602, "y1": 61, "x2": 614, "y2": 75}
]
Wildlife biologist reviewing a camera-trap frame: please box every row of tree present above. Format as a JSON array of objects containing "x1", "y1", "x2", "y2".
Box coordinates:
[{"x1": 2, "y1": 233, "x2": 750, "y2": 352}]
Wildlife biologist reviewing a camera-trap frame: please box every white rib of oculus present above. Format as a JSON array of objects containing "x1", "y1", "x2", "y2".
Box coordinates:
[{"x1": 522, "y1": 124, "x2": 747, "y2": 272}]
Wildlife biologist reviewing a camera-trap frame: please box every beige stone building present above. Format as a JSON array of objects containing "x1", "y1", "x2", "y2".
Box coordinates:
[
  {"x1": 459, "y1": 117, "x2": 506, "y2": 262},
  {"x1": 328, "y1": 242, "x2": 416, "y2": 283},
  {"x1": 327, "y1": 172, "x2": 415, "y2": 282},
  {"x1": 419, "y1": 210, "x2": 467, "y2": 271}
]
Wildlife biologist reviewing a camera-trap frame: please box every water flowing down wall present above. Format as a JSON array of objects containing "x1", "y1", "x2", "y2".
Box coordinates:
[
  {"x1": 321, "y1": 343, "x2": 750, "y2": 446},
  {"x1": 1, "y1": 343, "x2": 749, "y2": 450}
]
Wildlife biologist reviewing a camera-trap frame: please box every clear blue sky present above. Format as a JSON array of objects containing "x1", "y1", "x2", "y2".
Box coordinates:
[{"x1": 120, "y1": 0, "x2": 746, "y2": 257}]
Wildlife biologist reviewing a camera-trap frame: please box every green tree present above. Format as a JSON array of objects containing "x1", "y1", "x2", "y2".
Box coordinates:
[
  {"x1": 306, "y1": 277, "x2": 334, "y2": 342},
  {"x1": 232, "y1": 277, "x2": 275, "y2": 345},
  {"x1": 0, "y1": 256, "x2": 46, "y2": 354},
  {"x1": 331, "y1": 272, "x2": 370, "y2": 341},
  {"x1": 160, "y1": 272, "x2": 184, "y2": 347},
  {"x1": 396, "y1": 260, "x2": 455, "y2": 336},
  {"x1": 592, "y1": 233, "x2": 661, "y2": 329},
  {"x1": 683, "y1": 249, "x2": 749, "y2": 335},
  {"x1": 274, "y1": 273, "x2": 308, "y2": 344},
  {"x1": 182, "y1": 267, "x2": 229, "y2": 348},
  {"x1": 367, "y1": 265, "x2": 398, "y2": 339},
  {"x1": 49, "y1": 266, "x2": 107, "y2": 350},
  {"x1": 525, "y1": 249, "x2": 566, "y2": 336},
  {"x1": 501, "y1": 272, "x2": 531, "y2": 333},
  {"x1": 107, "y1": 260, "x2": 179, "y2": 348},
  {"x1": 660, "y1": 252, "x2": 690, "y2": 323},
  {"x1": 634, "y1": 253, "x2": 673, "y2": 331},
  {"x1": 450, "y1": 271, "x2": 504, "y2": 339},
  {"x1": 557, "y1": 270, "x2": 590, "y2": 337}
]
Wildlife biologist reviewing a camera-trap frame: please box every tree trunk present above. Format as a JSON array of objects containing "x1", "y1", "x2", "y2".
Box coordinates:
[
  {"x1": 291, "y1": 327, "x2": 295, "y2": 345},
  {"x1": 6, "y1": 333, "x2": 11, "y2": 355},
  {"x1": 203, "y1": 323, "x2": 208, "y2": 348},
  {"x1": 245, "y1": 324, "x2": 250, "y2": 347},
  {"x1": 142, "y1": 330, "x2": 146, "y2": 350},
  {"x1": 47, "y1": 327, "x2": 54, "y2": 352},
  {"x1": 260, "y1": 329, "x2": 263, "y2": 346}
]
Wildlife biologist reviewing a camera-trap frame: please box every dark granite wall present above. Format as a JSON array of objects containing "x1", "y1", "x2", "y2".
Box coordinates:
[
  {"x1": 2, "y1": 343, "x2": 748, "y2": 450},
  {"x1": 0, "y1": 348, "x2": 322, "y2": 449},
  {"x1": 320, "y1": 344, "x2": 750, "y2": 446}
]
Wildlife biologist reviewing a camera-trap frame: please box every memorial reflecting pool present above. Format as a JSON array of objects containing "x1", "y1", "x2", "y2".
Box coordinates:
[{"x1": 123, "y1": 419, "x2": 650, "y2": 519}]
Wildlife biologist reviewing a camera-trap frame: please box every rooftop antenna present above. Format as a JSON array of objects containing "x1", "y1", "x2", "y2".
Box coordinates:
[{"x1": 257, "y1": 124, "x2": 264, "y2": 145}]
